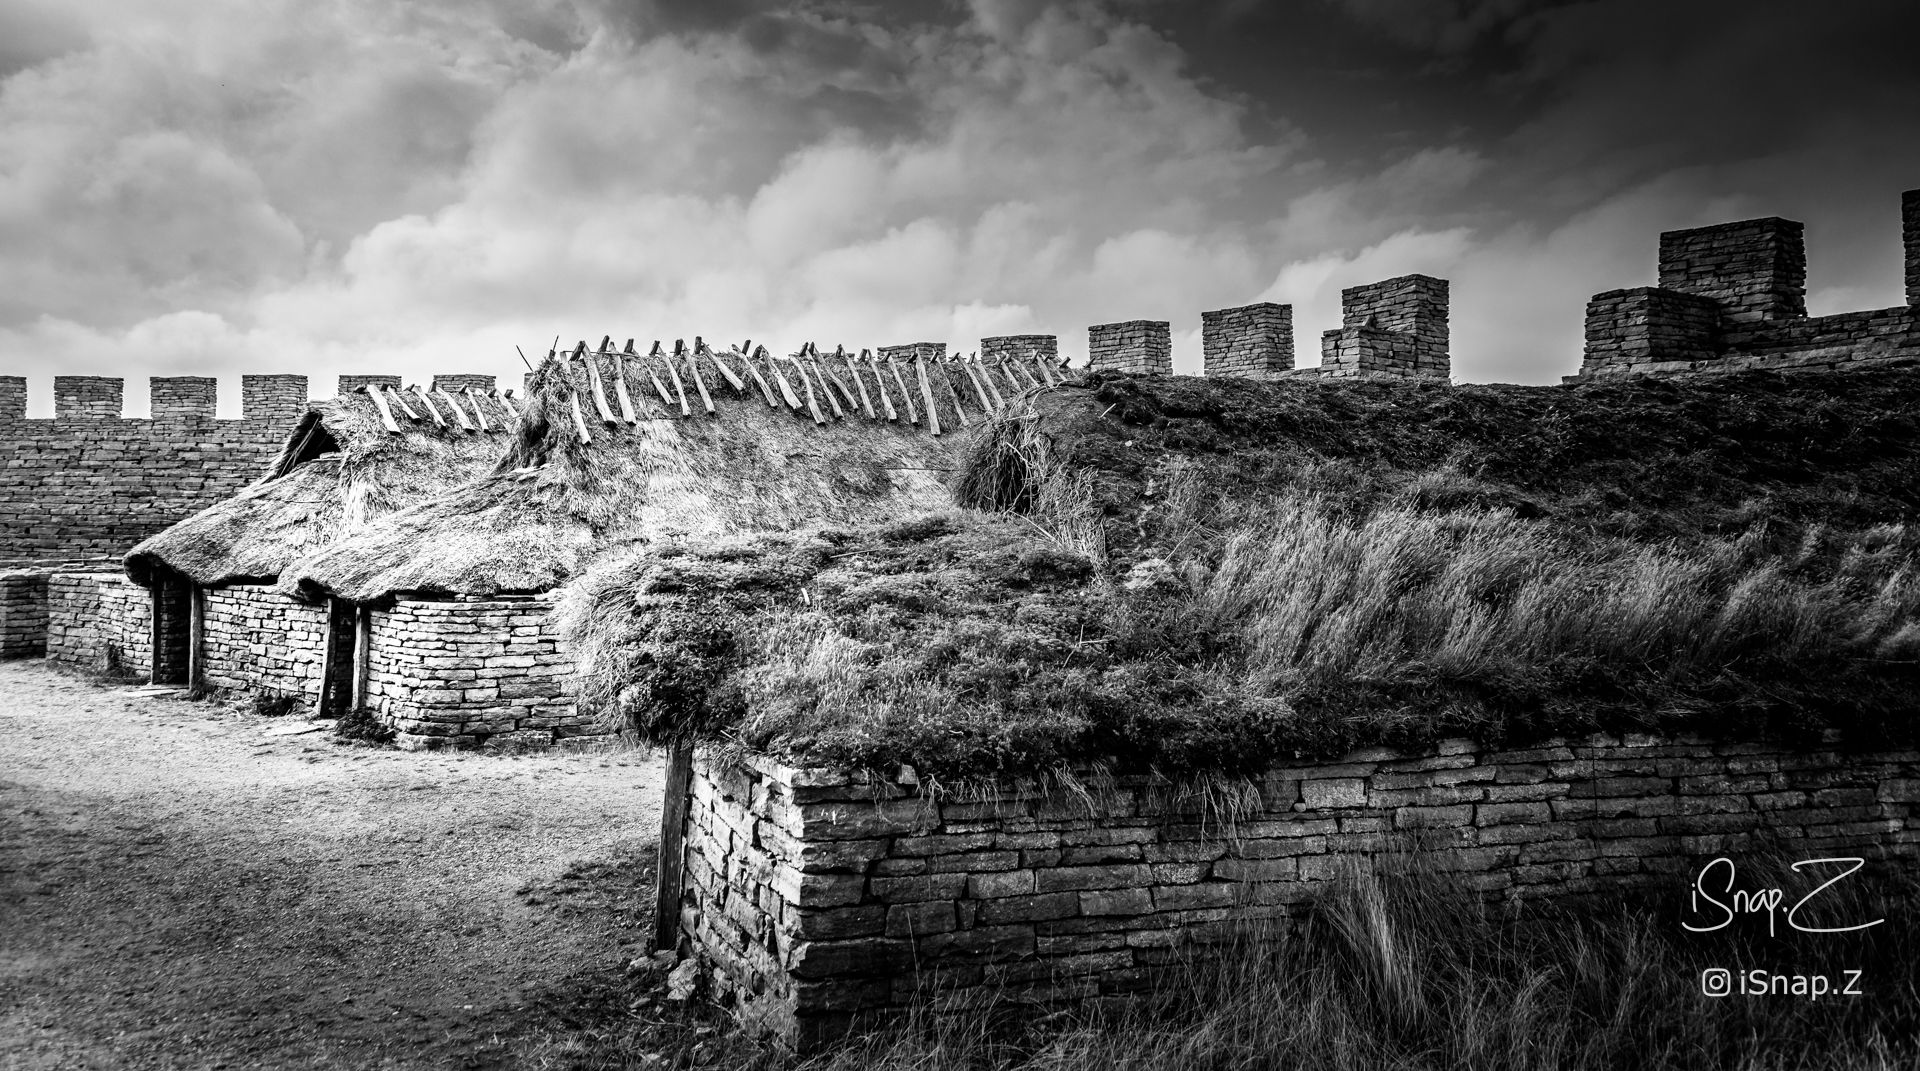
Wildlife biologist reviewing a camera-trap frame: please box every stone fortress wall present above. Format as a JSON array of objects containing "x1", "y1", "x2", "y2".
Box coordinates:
[
  {"x1": 0, "y1": 372, "x2": 505, "y2": 566},
  {"x1": 1574, "y1": 190, "x2": 1920, "y2": 379}
]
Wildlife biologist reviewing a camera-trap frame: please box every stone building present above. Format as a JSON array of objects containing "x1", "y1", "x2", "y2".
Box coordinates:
[
  {"x1": 280, "y1": 343, "x2": 1059, "y2": 749},
  {"x1": 29, "y1": 379, "x2": 514, "y2": 700}
]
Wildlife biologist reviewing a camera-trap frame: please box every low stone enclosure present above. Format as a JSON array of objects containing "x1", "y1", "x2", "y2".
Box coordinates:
[
  {"x1": 1573, "y1": 188, "x2": 1920, "y2": 380},
  {"x1": 17, "y1": 572, "x2": 596, "y2": 747},
  {"x1": 679, "y1": 734, "x2": 1920, "y2": 1049}
]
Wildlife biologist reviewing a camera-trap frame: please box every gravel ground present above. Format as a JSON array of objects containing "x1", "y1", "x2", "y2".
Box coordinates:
[{"x1": 0, "y1": 661, "x2": 665, "y2": 1070}]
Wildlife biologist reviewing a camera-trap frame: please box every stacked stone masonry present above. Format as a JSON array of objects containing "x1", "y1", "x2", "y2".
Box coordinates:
[
  {"x1": 0, "y1": 371, "x2": 502, "y2": 564},
  {"x1": 365, "y1": 597, "x2": 600, "y2": 750},
  {"x1": 877, "y1": 343, "x2": 948, "y2": 366},
  {"x1": 1579, "y1": 190, "x2": 1920, "y2": 379},
  {"x1": 431, "y1": 374, "x2": 498, "y2": 394},
  {"x1": 339, "y1": 375, "x2": 404, "y2": 394},
  {"x1": 979, "y1": 335, "x2": 1059, "y2": 366},
  {"x1": 1658, "y1": 218, "x2": 1806, "y2": 324},
  {"x1": 1087, "y1": 321, "x2": 1171, "y2": 375},
  {"x1": 1201, "y1": 304, "x2": 1294, "y2": 378},
  {"x1": 1, "y1": 570, "x2": 49, "y2": 658},
  {"x1": 680, "y1": 735, "x2": 1920, "y2": 1050},
  {"x1": 200, "y1": 584, "x2": 330, "y2": 700},
  {"x1": 44, "y1": 572, "x2": 152, "y2": 677},
  {"x1": 1319, "y1": 275, "x2": 1450, "y2": 379},
  {"x1": 1906, "y1": 189, "x2": 1920, "y2": 306}
]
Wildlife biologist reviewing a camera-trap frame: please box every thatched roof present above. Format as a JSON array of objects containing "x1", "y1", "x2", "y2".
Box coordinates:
[
  {"x1": 124, "y1": 388, "x2": 516, "y2": 588},
  {"x1": 560, "y1": 368, "x2": 1920, "y2": 779},
  {"x1": 284, "y1": 341, "x2": 1061, "y2": 602}
]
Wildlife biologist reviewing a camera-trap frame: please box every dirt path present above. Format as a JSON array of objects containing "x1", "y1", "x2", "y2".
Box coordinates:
[{"x1": 0, "y1": 662, "x2": 664, "y2": 1070}]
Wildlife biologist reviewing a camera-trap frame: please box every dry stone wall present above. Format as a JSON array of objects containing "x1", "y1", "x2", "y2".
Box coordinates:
[
  {"x1": 365, "y1": 596, "x2": 603, "y2": 750},
  {"x1": 44, "y1": 572, "x2": 151, "y2": 676},
  {"x1": 980, "y1": 335, "x2": 1058, "y2": 366},
  {"x1": 1579, "y1": 190, "x2": 1920, "y2": 380},
  {"x1": 678, "y1": 734, "x2": 1920, "y2": 1050},
  {"x1": 1318, "y1": 275, "x2": 1451, "y2": 379},
  {"x1": 1201, "y1": 303, "x2": 1293, "y2": 378},
  {"x1": 1, "y1": 570, "x2": 49, "y2": 658},
  {"x1": 0, "y1": 371, "x2": 502, "y2": 564},
  {"x1": 1087, "y1": 321, "x2": 1171, "y2": 375},
  {"x1": 200, "y1": 585, "x2": 330, "y2": 700},
  {"x1": 1658, "y1": 218, "x2": 1806, "y2": 324},
  {"x1": 1905, "y1": 189, "x2": 1920, "y2": 306}
]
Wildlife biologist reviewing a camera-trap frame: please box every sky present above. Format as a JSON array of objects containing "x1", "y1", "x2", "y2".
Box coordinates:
[{"x1": 2, "y1": 0, "x2": 1917, "y2": 414}]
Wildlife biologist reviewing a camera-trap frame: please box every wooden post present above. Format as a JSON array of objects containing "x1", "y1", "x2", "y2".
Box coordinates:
[
  {"x1": 350, "y1": 606, "x2": 371, "y2": 710},
  {"x1": 187, "y1": 587, "x2": 204, "y2": 691},
  {"x1": 654, "y1": 741, "x2": 695, "y2": 953},
  {"x1": 149, "y1": 582, "x2": 165, "y2": 685},
  {"x1": 312, "y1": 601, "x2": 338, "y2": 717}
]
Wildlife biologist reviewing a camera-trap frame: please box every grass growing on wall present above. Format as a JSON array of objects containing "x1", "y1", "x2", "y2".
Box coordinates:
[{"x1": 527, "y1": 860, "x2": 1920, "y2": 1071}]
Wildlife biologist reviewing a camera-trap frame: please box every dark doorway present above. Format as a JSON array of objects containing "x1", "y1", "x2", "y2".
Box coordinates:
[
  {"x1": 149, "y1": 575, "x2": 193, "y2": 686},
  {"x1": 316, "y1": 599, "x2": 357, "y2": 715}
]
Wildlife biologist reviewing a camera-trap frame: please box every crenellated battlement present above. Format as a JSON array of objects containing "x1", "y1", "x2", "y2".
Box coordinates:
[
  {"x1": 0, "y1": 371, "x2": 508, "y2": 563},
  {"x1": 0, "y1": 373, "x2": 505, "y2": 423},
  {"x1": 1576, "y1": 187, "x2": 1920, "y2": 380}
]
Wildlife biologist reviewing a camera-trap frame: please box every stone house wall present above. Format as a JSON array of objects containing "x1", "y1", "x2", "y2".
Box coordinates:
[
  {"x1": 364, "y1": 596, "x2": 599, "y2": 750},
  {"x1": 44, "y1": 572, "x2": 152, "y2": 676},
  {"x1": 200, "y1": 584, "x2": 331, "y2": 700},
  {"x1": 1, "y1": 570, "x2": 49, "y2": 659},
  {"x1": 676, "y1": 733, "x2": 1920, "y2": 1049}
]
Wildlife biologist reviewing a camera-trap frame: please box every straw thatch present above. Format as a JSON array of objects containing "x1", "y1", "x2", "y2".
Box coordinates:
[
  {"x1": 124, "y1": 389, "x2": 514, "y2": 588},
  {"x1": 284, "y1": 342, "x2": 1048, "y2": 602}
]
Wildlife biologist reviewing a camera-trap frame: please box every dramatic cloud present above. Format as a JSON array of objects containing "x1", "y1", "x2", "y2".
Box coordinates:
[{"x1": 1, "y1": 0, "x2": 1914, "y2": 411}]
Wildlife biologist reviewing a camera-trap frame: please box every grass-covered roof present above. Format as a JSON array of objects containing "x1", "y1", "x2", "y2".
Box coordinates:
[{"x1": 564, "y1": 368, "x2": 1920, "y2": 780}]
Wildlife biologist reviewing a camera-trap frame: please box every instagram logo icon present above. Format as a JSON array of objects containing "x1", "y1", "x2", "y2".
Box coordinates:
[{"x1": 1701, "y1": 969, "x2": 1733, "y2": 997}]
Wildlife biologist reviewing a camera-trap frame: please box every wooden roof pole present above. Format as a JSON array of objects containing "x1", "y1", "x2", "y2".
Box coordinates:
[
  {"x1": 759, "y1": 346, "x2": 803, "y2": 411},
  {"x1": 913, "y1": 353, "x2": 942, "y2": 436},
  {"x1": 698, "y1": 338, "x2": 746, "y2": 393},
  {"x1": 639, "y1": 342, "x2": 675, "y2": 408},
  {"x1": 735, "y1": 346, "x2": 779, "y2": 408},
  {"x1": 584, "y1": 340, "x2": 619, "y2": 426},
  {"x1": 653, "y1": 340, "x2": 692, "y2": 418},
  {"x1": 463, "y1": 386, "x2": 493, "y2": 432},
  {"x1": 361, "y1": 385, "x2": 402, "y2": 434},
  {"x1": 611, "y1": 341, "x2": 639, "y2": 424},
  {"x1": 864, "y1": 350, "x2": 898, "y2": 422},
  {"x1": 410, "y1": 386, "x2": 446, "y2": 427},
  {"x1": 838, "y1": 345, "x2": 876, "y2": 420},
  {"x1": 383, "y1": 385, "x2": 420, "y2": 421},
  {"x1": 935, "y1": 359, "x2": 971, "y2": 428},
  {"x1": 678, "y1": 339, "x2": 716, "y2": 416},
  {"x1": 883, "y1": 354, "x2": 918, "y2": 425}
]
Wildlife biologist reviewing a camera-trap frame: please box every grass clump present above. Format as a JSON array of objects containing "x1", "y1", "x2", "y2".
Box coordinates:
[
  {"x1": 333, "y1": 705, "x2": 394, "y2": 744},
  {"x1": 525, "y1": 861, "x2": 1920, "y2": 1071}
]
